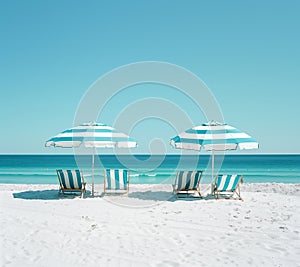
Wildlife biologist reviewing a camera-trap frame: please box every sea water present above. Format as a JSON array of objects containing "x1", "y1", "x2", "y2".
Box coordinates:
[{"x1": 0, "y1": 154, "x2": 299, "y2": 185}]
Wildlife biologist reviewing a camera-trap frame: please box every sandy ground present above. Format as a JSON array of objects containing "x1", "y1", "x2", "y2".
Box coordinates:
[{"x1": 1, "y1": 183, "x2": 300, "y2": 267}]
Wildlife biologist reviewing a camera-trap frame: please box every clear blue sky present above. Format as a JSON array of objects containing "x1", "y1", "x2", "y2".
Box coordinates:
[{"x1": 0, "y1": 0, "x2": 299, "y2": 154}]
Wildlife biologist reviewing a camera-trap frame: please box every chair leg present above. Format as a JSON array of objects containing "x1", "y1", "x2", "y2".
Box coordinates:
[{"x1": 234, "y1": 186, "x2": 242, "y2": 200}]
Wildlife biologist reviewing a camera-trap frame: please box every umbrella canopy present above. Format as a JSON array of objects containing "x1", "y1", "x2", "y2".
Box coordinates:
[
  {"x1": 45, "y1": 122, "x2": 137, "y2": 148},
  {"x1": 46, "y1": 122, "x2": 137, "y2": 195},
  {"x1": 170, "y1": 120, "x2": 259, "y2": 182},
  {"x1": 170, "y1": 120, "x2": 258, "y2": 151}
]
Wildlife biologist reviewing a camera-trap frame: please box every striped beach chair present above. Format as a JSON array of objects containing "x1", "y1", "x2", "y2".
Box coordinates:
[
  {"x1": 213, "y1": 174, "x2": 243, "y2": 200},
  {"x1": 56, "y1": 169, "x2": 86, "y2": 198},
  {"x1": 172, "y1": 170, "x2": 203, "y2": 198},
  {"x1": 104, "y1": 169, "x2": 130, "y2": 195}
]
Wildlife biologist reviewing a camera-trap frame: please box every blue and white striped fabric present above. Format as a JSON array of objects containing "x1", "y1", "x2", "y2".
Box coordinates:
[
  {"x1": 45, "y1": 122, "x2": 137, "y2": 148},
  {"x1": 105, "y1": 169, "x2": 129, "y2": 190},
  {"x1": 170, "y1": 121, "x2": 258, "y2": 151},
  {"x1": 175, "y1": 171, "x2": 202, "y2": 190},
  {"x1": 57, "y1": 169, "x2": 83, "y2": 189},
  {"x1": 215, "y1": 174, "x2": 242, "y2": 192}
]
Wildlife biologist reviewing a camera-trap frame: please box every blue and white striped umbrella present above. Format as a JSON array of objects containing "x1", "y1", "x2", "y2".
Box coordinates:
[
  {"x1": 46, "y1": 122, "x2": 137, "y2": 195},
  {"x1": 170, "y1": 121, "x2": 258, "y2": 151},
  {"x1": 170, "y1": 121, "x2": 259, "y2": 181},
  {"x1": 45, "y1": 122, "x2": 137, "y2": 149}
]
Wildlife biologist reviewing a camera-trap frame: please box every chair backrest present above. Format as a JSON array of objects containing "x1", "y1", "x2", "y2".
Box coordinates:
[
  {"x1": 57, "y1": 169, "x2": 83, "y2": 189},
  {"x1": 175, "y1": 170, "x2": 202, "y2": 190},
  {"x1": 215, "y1": 174, "x2": 242, "y2": 192},
  {"x1": 105, "y1": 169, "x2": 129, "y2": 190}
]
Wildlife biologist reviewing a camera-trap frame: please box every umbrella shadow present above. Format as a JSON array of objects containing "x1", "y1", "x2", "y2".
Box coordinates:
[
  {"x1": 13, "y1": 189, "x2": 92, "y2": 200},
  {"x1": 128, "y1": 190, "x2": 177, "y2": 202},
  {"x1": 128, "y1": 190, "x2": 216, "y2": 202}
]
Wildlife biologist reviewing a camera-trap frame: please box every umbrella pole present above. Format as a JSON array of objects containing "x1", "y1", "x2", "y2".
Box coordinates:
[
  {"x1": 211, "y1": 149, "x2": 215, "y2": 194},
  {"x1": 92, "y1": 147, "x2": 95, "y2": 196},
  {"x1": 212, "y1": 149, "x2": 214, "y2": 181}
]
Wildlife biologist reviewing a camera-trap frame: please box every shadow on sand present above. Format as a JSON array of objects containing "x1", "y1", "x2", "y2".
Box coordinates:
[
  {"x1": 13, "y1": 190, "x2": 92, "y2": 200},
  {"x1": 13, "y1": 188, "x2": 214, "y2": 201},
  {"x1": 128, "y1": 191, "x2": 176, "y2": 202},
  {"x1": 128, "y1": 191, "x2": 214, "y2": 202}
]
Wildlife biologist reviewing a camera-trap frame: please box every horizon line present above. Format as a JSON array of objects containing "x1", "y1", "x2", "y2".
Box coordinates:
[{"x1": 0, "y1": 153, "x2": 299, "y2": 156}]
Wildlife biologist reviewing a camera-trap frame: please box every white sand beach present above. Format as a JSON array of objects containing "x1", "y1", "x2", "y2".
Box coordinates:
[{"x1": 1, "y1": 183, "x2": 300, "y2": 267}]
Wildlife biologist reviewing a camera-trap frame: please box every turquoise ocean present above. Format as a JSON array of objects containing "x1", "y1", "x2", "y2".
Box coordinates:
[{"x1": 0, "y1": 155, "x2": 299, "y2": 185}]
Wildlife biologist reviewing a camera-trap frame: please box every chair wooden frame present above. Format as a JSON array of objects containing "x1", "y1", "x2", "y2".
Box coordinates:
[
  {"x1": 103, "y1": 169, "x2": 130, "y2": 196},
  {"x1": 172, "y1": 170, "x2": 203, "y2": 198},
  {"x1": 56, "y1": 169, "x2": 86, "y2": 198},
  {"x1": 213, "y1": 174, "x2": 243, "y2": 200}
]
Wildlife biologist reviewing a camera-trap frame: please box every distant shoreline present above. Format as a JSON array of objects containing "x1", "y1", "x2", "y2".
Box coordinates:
[{"x1": 1, "y1": 153, "x2": 300, "y2": 156}]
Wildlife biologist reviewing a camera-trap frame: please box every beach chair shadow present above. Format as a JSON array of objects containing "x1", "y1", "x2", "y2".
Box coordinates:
[
  {"x1": 13, "y1": 189, "x2": 59, "y2": 200},
  {"x1": 13, "y1": 189, "x2": 92, "y2": 200}
]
